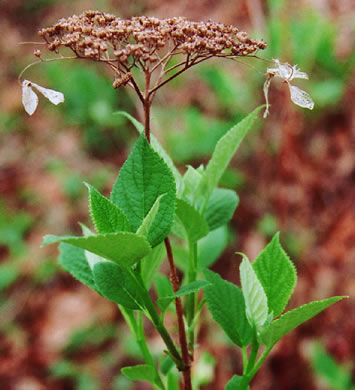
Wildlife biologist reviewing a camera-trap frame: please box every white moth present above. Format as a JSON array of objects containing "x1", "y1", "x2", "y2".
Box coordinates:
[
  {"x1": 22, "y1": 80, "x2": 64, "y2": 115},
  {"x1": 263, "y1": 59, "x2": 314, "y2": 118}
]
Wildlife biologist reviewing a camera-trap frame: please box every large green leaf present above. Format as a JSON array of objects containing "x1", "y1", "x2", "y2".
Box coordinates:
[
  {"x1": 260, "y1": 297, "x2": 346, "y2": 346},
  {"x1": 240, "y1": 255, "x2": 268, "y2": 331},
  {"x1": 85, "y1": 183, "x2": 131, "y2": 233},
  {"x1": 203, "y1": 188, "x2": 239, "y2": 231},
  {"x1": 111, "y1": 134, "x2": 176, "y2": 247},
  {"x1": 204, "y1": 269, "x2": 253, "y2": 347},
  {"x1": 199, "y1": 107, "x2": 262, "y2": 200},
  {"x1": 114, "y1": 111, "x2": 182, "y2": 187},
  {"x1": 43, "y1": 232, "x2": 151, "y2": 268},
  {"x1": 58, "y1": 243, "x2": 98, "y2": 292},
  {"x1": 174, "y1": 198, "x2": 209, "y2": 243},
  {"x1": 121, "y1": 364, "x2": 156, "y2": 383},
  {"x1": 93, "y1": 261, "x2": 143, "y2": 310},
  {"x1": 252, "y1": 233, "x2": 297, "y2": 317}
]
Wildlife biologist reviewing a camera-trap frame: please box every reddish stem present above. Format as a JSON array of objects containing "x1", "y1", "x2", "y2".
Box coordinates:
[{"x1": 164, "y1": 237, "x2": 192, "y2": 390}]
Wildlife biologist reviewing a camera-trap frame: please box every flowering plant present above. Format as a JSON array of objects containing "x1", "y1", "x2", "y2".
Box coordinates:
[{"x1": 22, "y1": 11, "x2": 344, "y2": 390}]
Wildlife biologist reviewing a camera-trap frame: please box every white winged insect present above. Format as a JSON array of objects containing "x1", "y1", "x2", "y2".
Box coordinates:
[
  {"x1": 22, "y1": 80, "x2": 64, "y2": 115},
  {"x1": 263, "y1": 59, "x2": 314, "y2": 118}
]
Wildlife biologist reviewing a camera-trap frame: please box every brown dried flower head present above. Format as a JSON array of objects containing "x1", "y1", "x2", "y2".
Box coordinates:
[{"x1": 38, "y1": 10, "x2": 266, "y2": 96}]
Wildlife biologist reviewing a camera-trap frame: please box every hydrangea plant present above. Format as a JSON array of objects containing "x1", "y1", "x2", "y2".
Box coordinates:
[{"x1": 21, "y1": 11, "x2": 345, "y2": 390}]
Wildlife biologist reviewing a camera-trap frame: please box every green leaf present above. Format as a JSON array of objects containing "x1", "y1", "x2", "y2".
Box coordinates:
[
  {"x1": 43, "y1": 232, "x2": 151, "y2": 268},
  {"x1": 225, "y1": 375, "x2": 242, "y2": 390},
  {"x1": 198, "y1": 225, "x2": 229, "y2": 270},
  {"x1": 115, "y1": 111, "x2": 182, "y2": 188},
  {"x1": 155, "y1": 273, "x2": 174, "y2": 312},
  {"x1": 199, "y1": 107, "x2": 262, "y2": 199},
  {"x1": 260, "y1": 296, "x2": 347, "y2": 346},
  {"x1": 157, "y1": 280, "x2": 210, "y2": 309},
  {"x1": 174, "y1": 280, "x2": 211, "y2": 297},
  {"x1": 85, "y1": 183, "x2": 131, "y2": 233},
  {"x1": 180, "y1": 165, "x2": 203, "y2": 205},
  {"x1": 204, "y1": 269, "x2": 253, "y2": 347},
  {"x1": 311, "y1": 343, "x2": 353, "y2": 390},
  {"x1": 93, "y1": 261, "x2": 143, "y2": 310},
  {"x1": 174, "y1": 199, "x2": 209, "y2": 242},
  {"x1": 240, "y1": 254, "x2": 268, "y2": 331},
  {"x1": 140, "y1": 242, "x2": 165, "y2": 288},
  {"x1": 136, "y1": 194, "x2": 165, "y2": 237},
  {"x1": 79, "y1": 222, "x2": 95, "y2": 236},
  {"x1": 114, "y1": 111, "x2": 145, "y2": 132},
  {"x1": 160, "y1": 356, "x2": 175, "y2": 376},
  {"x1": 111, "y1": 134, "x2": 176, "y2": 247},
  {"x1": 121, "y1": 364, "x2": 156, "y2": 383},
  {"x1": 252, "y1": 233, "x2": 297, "y2": 317},
  {"x1": 167, "y1": 372, "x2": 180, "y2": 390},
  {"x1": 203, "y1": 188, "x2": 239, "y2": 231},
  {"x1": 58, "y1": 243, "x2": 98, "y2": 292}
]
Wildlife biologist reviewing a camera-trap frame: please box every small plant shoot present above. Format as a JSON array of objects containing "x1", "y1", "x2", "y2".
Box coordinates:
[{"x1": 22, "y1": 11, "x2": 346, "y2": 390}]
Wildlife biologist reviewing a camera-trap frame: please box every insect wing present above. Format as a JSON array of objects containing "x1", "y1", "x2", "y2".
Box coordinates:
[
  {"x1": 289, "y1": 85, "x2": 314, "y2": 110},
  {"x1": 22, "y1": 80, "x2": 39, "y2": 116},
  {"x1": 32, "y1": 82, "x2": 64, "y2": 105}
]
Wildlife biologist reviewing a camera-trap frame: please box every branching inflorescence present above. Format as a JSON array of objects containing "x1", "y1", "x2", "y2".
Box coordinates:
[{"x1": 38, "y1": 11, "x2": 265, "y2": 96}]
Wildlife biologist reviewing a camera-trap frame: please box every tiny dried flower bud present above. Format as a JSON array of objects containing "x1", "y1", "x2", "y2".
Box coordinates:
[{"x1": 34, "y1": 49, "x2": 41, "y2": 57}]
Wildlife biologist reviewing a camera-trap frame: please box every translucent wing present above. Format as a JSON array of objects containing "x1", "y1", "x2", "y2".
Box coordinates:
[
  {"x1": 292, "y1": 66, "x2": 309, "y2": 80},
  {"x1": 22, "y1": 80, "x2": 39, "y2": 116},
  {"x1": 31, "y1": 82, "x2": 64, "y2": 105},
  {"x1": 289, "y1": 85, "x2": 314, "y2": 110}
]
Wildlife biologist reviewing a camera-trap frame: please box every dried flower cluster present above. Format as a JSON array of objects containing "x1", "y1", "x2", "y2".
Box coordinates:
[
  {"x1": 38, "y1": 10, "x2": 266, "y2": 92},
  {"x1": 39, "y1": 11, "x2": 266, "y2": 62}
]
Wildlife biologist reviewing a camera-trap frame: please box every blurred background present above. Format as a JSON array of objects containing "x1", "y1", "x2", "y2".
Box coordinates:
[{"x1": 0, "y1": 0, "x2": 354, "y2": 389}]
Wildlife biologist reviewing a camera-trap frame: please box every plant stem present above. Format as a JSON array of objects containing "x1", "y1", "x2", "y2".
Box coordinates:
[
  {"x1": 238, "y1": 343, "x2": 273, "y2": 390},
  {"x1": 137, "y1": 312, "x2": 165, "y2": 390},
  {"x1": 164, "y1": 237, "x2": 192, "y2": 390},
  {"x1": 129, "y1": 270, "x2": 184, "y2": 369},
  {"x1": 242, "y1": 347, "x2": 248, "y2": 375},
  {"x1": 246, "y1": 337, "x2": 259, "y2": 374},
  {"x1": 186, "y1": 240, "x2": 198, "y2": 354},
  {"x1": 246, "y1": 345, "x2": 273, "y2": 381},
  {"x1": 120, "y1": 307, "x2": 165, "y2": 390},
  {"x1": 144, "y1": 97, "x2": 151, "y2": 143},
  {"x1": 144, "y1": 71, "x2": 151, "y2": 142},
  {"x1": 141, "y1": 74, "x2": 191, "y2": 388}
]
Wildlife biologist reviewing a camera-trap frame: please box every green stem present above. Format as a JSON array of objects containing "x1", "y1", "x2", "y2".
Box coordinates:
[
  {"x1": 247, "y1": 345, "x2": 273, "y2": 381},
  {"x1": 242, "y1": 347, "x2": 248, "y2": 375},
  {"x1": 136, "y1": 312, "x2": 155, "y2": 367},
  {"x1": 245, "y1": 337, "x2": 259, "y2": 374},
  {"x1": 137, "y1": 313, "x2": 165, "y2": 390},
  {"x1": 120, "y1": 307, "x2": 165, "y2": 390},
  {"x1": 128, "y1": 270, "x2": 184, "y2": 370},
  {"x1": 238, "y1": 344, "x2": 273, "y2": 390},
  {"x1": 186, "y1": 240, "x2": 198, "y2": 354}
]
